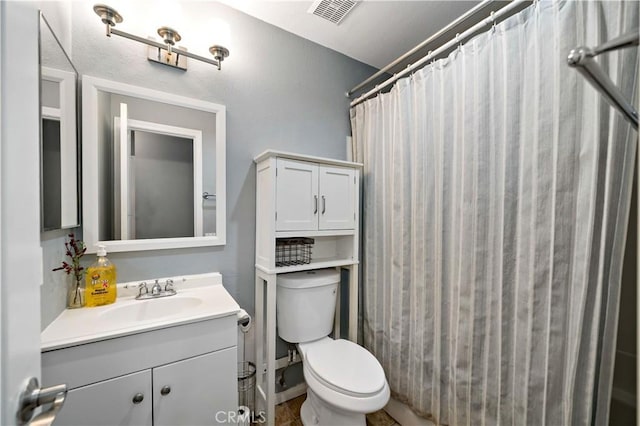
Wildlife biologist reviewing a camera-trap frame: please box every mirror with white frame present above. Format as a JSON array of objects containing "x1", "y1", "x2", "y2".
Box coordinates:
[
  {"x1": 40, "y1": 11, "x2": 79, "y2": 231},
  {"x1": 82, "y1": 76, "x2": 226, "y2": 253}
]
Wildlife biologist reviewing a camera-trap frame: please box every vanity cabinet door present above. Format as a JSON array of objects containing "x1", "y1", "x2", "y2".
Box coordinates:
[
  {"x1": 318, "y1": 165, "x2": 356, "y2": 230},
  {"x1": 275, "y1": 159, "x2": 319, "y2": 231},
  {"x1": 153, "y1": 347, "x2": 237, "y2": 426},
  {"x1": 54, "y1": 370, "x2": 152, "y2": 426}
]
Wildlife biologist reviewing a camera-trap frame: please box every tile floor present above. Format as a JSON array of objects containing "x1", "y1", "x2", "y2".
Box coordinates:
[{"x1": 275, "y1": 394, "x2": 400, "y2": 426}]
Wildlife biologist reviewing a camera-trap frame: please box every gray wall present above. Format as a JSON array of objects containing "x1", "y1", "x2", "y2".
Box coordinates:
[{"x1": 40, "y1": 1, "x2": 375, "y2": 328}]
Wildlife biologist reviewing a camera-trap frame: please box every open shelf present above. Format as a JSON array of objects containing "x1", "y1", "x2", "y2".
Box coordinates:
[
  {"x1": 256, "y1": 258, "x2": 358, "y2": 274},
  {"x1": 257, "y1": 233, "x2": 357, "y2": 273}
]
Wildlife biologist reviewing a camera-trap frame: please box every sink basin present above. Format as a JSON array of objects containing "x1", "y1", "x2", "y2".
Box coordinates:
[{"x1": 98, "y1": 296, "x2": 203, "y2": 324}]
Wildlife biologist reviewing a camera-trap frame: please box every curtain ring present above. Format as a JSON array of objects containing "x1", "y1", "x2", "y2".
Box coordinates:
[
  {"x1": 405, "y1": 64, "x2": 414, "y2": 79},
  {"x1": 490, "y1": 11, "x2": 496, "y2": 33},
  {"x1": 456, "y1": 33, "x2": 462, "y2": 52},
  {"x1": 425, "y1": 51, "x2": 433, "y2": 71}
]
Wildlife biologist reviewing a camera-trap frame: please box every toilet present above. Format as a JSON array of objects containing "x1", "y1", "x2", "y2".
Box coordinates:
[{"x1": 277, "y1": 269, "x2": 390, "y2": 425}]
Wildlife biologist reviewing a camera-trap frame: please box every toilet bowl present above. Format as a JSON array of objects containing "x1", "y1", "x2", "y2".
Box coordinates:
[
  {"x1": 276, "y1": 269, "x2": 390, "y2": 425},
  {"x1": 297, "y1": 337, "x2": 390, "y2": 425}
]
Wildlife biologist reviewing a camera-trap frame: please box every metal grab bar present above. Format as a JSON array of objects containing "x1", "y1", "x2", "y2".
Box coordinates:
[{"x1": 568, "y1": 29, "x2": 639, "y2": 130}]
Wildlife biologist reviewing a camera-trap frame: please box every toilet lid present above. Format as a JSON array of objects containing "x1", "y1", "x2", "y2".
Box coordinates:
[{"x1": 305, "y1": 339, "x2": 386, "y2": 397}]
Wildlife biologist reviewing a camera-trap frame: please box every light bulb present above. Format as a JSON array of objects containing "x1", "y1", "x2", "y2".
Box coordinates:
[
  {"x1": 210, "y1": 19, "x2": 231, "y2": 49},
  {"x1": 151, "y1": 0, "x2": 183, "y2": 33}
]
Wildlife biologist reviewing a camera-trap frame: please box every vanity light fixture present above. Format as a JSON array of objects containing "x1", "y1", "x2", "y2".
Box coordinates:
[{"x1": 93, "y1": 4, "x2": 230, "y2": 71}]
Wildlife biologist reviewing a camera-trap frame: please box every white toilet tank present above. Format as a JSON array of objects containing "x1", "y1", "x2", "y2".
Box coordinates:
[{"x1": 276, "y1": 269, "x2": 340, "y2": 343}]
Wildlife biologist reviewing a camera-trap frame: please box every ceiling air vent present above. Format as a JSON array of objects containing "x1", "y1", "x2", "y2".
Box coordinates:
[{"x1": 308, "y1": 0, "x2": 358, "y2": 25}]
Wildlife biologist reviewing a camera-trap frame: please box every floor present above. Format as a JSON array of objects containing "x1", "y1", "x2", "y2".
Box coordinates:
[{"x1": 276, "y1": 394, "x2": 401, "y2": 426}]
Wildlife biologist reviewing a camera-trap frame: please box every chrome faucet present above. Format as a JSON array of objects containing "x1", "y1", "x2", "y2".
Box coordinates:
[
  {"x1": 137, "y1": 282, "x2": 148, "y2": 298},
  {"x1": 151, "y1": 280, "x2": 162, "y2": 296},
  {"x1": 135, "y1": 279, "x2": 177, "y2": 300}
]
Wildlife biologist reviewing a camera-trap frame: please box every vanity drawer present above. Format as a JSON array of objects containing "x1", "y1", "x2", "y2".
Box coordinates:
[{"x1": 42, "y1": 315, "x2": 236, "y2": 390}]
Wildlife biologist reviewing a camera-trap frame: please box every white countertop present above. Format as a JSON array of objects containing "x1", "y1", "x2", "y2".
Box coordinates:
[{"x1": 41, "y1": 272, "x2": 240, "y2": 351}]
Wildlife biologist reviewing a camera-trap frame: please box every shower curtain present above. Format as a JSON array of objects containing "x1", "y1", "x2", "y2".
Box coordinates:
[{"x1": 350, "y1": 1, "x2": 638, "y2": 425}]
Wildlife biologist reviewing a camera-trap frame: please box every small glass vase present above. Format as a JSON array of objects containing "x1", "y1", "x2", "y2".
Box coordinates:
[{"x1": 67, "y1": 276, "x2": 84, "y2": 309}]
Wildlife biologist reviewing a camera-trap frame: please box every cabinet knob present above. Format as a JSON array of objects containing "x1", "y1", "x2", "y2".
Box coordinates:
[
  {"x1": 132, "y1": 393, "x2": 144, "y2": 404},
  {"x1": 160, "y1": 385, "x2": 171, "y2": 396}
]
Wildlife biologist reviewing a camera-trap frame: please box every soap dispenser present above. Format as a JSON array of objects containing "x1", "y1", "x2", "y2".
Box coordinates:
[{"x1": 85, "y1": 245, "x2": 117, "y2": 307}]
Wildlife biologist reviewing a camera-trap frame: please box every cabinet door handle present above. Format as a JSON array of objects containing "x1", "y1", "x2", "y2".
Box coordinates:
[
  {"x1": 160, "y1": 386, "x2": 171, "y2": 396},
  {"x1": 314, "y1": 195, "x2": 318, "y2": 214},
  {"x1": 321, "y1": 195, "x2": 326, "y2": 214},
  {"x1": 132, "y1": 393, "x2": 144, "y2": 404}
]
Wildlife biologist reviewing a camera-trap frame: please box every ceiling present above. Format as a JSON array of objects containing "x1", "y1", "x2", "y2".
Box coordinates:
[{"x1": 219, "y1": 1, "x2": 487, "y2": 71}]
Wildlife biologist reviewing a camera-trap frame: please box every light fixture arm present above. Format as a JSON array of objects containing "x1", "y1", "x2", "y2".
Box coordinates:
[
  {"x1": 109, "y1": 28, "x2": 225, "y2": 67},
  {"x1": 93, "y1": 4, "x2": 229, "y2": 70}
]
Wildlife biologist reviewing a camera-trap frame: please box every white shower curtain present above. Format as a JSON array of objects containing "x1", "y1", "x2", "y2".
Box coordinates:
[{"x1": 350, "y1": 1, "x2": 638, "y2": 425}]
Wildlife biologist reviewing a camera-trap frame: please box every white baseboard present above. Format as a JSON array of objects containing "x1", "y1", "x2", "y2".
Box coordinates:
[
  {"x1": 275, "y1": 382, "x2": 307, "y2": 404},
  {"x1": 384, "y1": 397, "x2": 435, "y2": 426}
]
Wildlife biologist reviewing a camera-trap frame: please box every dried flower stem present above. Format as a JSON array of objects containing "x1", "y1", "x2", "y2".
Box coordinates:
[{"x1": 53, "y1": 233, "x2": 87, "y2": 287}]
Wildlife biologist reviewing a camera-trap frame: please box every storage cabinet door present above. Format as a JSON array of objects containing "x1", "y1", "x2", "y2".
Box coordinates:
[
  {"x1": 153, "y1": 348, "x2": 237, "y2": 426},
  {"x1": 54, "y1": 370, "x2": 152, "y2": 426},
  {"x1": 318, "y1": 166, "x2": 356, "y2": 230},
  {"x1": 275, "y1": 159, "x2": 318, "y2": 231}
]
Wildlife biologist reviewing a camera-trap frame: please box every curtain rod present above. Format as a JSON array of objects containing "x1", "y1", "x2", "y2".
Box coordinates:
[
  {"x1": 346, "y1": 0, "x2": 494, "y2": 98},
  {"x1": 350, "y1": 0, "x2": 529, "y2": 108}
]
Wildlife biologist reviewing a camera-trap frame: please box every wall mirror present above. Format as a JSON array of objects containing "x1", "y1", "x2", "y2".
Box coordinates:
[
  {"x1": 82, "y1": 76, "x2": 226, "y2": 253},
  {"x1": 39, "y1": 11, "x2": 79, "y2": 231}
]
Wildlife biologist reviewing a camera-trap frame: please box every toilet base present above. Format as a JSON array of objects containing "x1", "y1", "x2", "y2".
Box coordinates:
[{"x1": 300, "y1": 388, "x2": 366, "y2": 426}]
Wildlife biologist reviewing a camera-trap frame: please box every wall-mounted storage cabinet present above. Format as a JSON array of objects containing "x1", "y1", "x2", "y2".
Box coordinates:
[
  {"x1": 253, "y1": 150, "x2": 362, "y2": 425},
  {"x1": 255, "y1": 151, "x2": 361, "y2": 274},
  {"x1": 275, "y1": 159, "x2": 356, "y2": 232}
]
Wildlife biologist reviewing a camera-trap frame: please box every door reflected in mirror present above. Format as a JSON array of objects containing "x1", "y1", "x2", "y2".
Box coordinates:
[
  {"x1": 42, "y1": 118, "x2": 61, "y2": 229},
  {"x1": 127, "y1": 130, "x2": 196, "y2": 239},
  {"x1": 82, "y1": 76, "x2": 226, "y2": 253},
  {"x1": 40, "y1": 11, "x2": 79, "y2": 231},
  {"x1": 113, "y1": 110, "x2": 216, "y2": 240}
]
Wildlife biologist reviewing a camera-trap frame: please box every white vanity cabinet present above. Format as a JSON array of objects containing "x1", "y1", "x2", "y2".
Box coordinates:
[
  {"x1": 275, "y1": 158, "x2": 356, "y2": 231},
  {"x1": 53, "y1": 348, "x2": 236, "y2": 426},
  {"x1": 42, "y1": 279, "x2": 239, "y2": 426}
]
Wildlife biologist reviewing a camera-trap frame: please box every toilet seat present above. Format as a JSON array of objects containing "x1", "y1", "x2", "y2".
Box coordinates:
[
  {"x1": 305, "y1": 339, "x2": 386, "y2": 397},
  {"x1": 299, "y1": 338, "x2": 390, "y2": 414}
]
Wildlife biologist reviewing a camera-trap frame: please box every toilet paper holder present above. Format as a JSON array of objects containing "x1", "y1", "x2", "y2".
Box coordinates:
[{"x1": 237, "y1": 308, "x2": 251, "y2": 333}]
